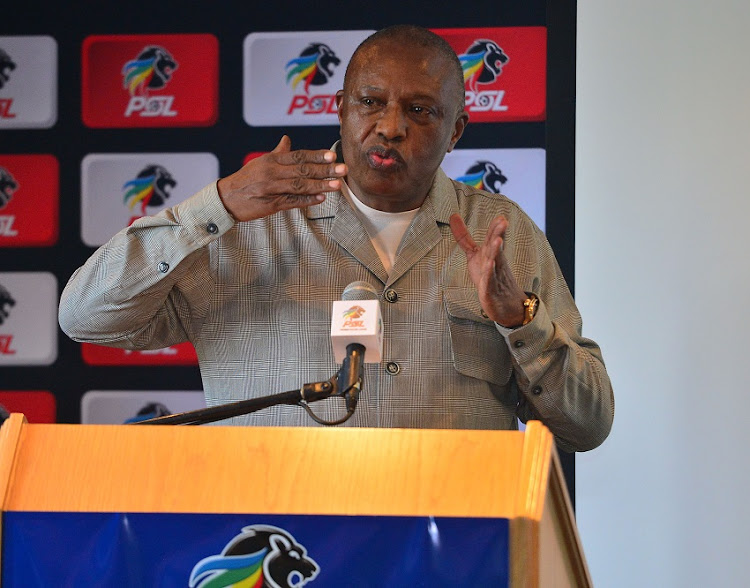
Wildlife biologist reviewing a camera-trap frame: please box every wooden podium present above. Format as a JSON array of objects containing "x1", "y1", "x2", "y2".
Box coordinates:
[{"x1": 0, "y1": 414, "x2": 591, "y2": 586}]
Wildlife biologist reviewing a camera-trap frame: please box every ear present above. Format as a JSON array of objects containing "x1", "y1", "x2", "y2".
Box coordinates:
[
  {"x1": 447, "y1": 110, "x2": 469, "y2": 153},
  {"x1": 335, "y1": 90, "x2": 345, "y2": 128}
]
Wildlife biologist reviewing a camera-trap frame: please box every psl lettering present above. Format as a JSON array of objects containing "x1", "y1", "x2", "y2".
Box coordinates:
[
  {"x1": 0, "y1": 335, "x2": 16, "y2": 354},
  {"x1": 287, "y1": 94, "x2": 338, "y2": 115},
  {"x1": 0, "y1": 216, "x2": 18, "y2": 236},
  {"x1": 0, "y1": 98, "x2": 17, "y2": 118},
  {"x1": 465, "y1": 90, "x2": 508, "y2": 112},
  {"x1": 125, "y1": 96, "x2": 177, "y2": 117}
]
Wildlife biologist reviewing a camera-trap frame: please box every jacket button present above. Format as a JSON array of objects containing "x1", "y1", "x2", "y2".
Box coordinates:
[
  {"x1": 385, "y1": 362, "x2": 400, "y2": 375},
  {"x1": 158, "y1": 262, "x2": 169, "y2": 273},
  {"x1": 532, "y1": 385, "x2": 543, "y2": 395},
  {"x1": 514, "y1": 340, "x2": 525, "y2": 348},
  {"x1": 207, "y1": 223, "x2": 219, "y2": 234},
  {"x1": 384, "y1": 288, "x2": 398, "y2": 303}
]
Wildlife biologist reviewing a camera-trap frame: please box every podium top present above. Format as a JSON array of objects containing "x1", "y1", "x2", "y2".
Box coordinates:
[{"x1": 1, "y1": 414, "x2": 555, "y2": 519}]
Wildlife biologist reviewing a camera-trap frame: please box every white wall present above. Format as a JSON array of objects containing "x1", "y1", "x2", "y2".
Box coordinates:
[{"x1": 576, "y1": 1, "x2": 750, "y2": 586}]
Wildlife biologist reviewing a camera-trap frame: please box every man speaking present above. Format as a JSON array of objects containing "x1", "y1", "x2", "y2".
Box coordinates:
[{"x1": 59, "y1": 25, "x2": 613, "y2": 452}]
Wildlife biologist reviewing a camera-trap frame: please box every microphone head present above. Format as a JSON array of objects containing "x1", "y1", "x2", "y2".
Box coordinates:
[{"x1": 341, "y1": 281, "x2": 380, "y2": 302}]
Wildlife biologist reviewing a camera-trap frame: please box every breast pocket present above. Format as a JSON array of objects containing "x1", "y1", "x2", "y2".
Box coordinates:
[{"x1": 443, "y1": 287, "x2": 514, "y2": 387}]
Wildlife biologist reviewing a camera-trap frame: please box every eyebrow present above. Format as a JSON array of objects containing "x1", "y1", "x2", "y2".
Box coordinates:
[{"x1": 357, "y1": 85, "x2": 440, "y2": 104}]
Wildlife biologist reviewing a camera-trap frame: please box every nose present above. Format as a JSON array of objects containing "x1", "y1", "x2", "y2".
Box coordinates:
[{"x1": 375, "y1": 104, "x2": 406, "y2": 141}]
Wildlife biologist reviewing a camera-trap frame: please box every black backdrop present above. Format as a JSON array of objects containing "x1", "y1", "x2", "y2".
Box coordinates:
[{"x1": 1, "y1": 0, "x2": 577, "y2": 500}]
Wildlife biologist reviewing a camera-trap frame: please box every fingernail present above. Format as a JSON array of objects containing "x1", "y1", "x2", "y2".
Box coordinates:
[
  {"x1": 324, "y1": 151, "x2": 335, "y2": 162},
  {"x1": 334, "y1": 164, "x2": 346, "y2": 174},
  {"x1": 328, "y1": 179, "x2": 340, "y2": 188},
  {"x1": 316, "y1": 194, "x2": 325, "y2": 201}
]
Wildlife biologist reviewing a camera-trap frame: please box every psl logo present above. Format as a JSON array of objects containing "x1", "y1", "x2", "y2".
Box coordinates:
[
  {"x1": 122, "y1": 46, "x2": 178, "y2": 117},
  {"x1": 189, "y1": 525, "x2": 319, "y2": 588},
  {"x1": 285, "y1": 43, "x2": 341, "y2": 115},
  {"x1": 456, "y1": 161, "x2": 508, "y2": 194},
  {"x1": 123, "y1": 164, "x2": 177, "y2": 221},
  {"x1": 342, "y1": 305, "x2": 366, "y2": 328},
  {"x1": 0, "y1": 48, "x2": 18, "y2": 119},
  {"x1": 0, "y1": 284, "x2": 15, "y2": 327},
  {"x1": 0, "y1": 167, "x2": 19, "y2": 237},
  {"x1": 0, "y1": 167, "x2": 18, "y2": 209},
  {"x1": 0, "y1": 284, "x2": 16, "y2": 355},
  {"x1": 0, "y1": 48, "x2": 16, "y2": 89},
  {"x1": 459, "y1": 39, "x2": 510, "y2": 113},
  {"x1": 123, "y1": 402, "x2": 171, "y2": 424}
]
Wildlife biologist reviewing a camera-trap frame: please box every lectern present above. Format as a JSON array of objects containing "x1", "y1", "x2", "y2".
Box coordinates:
[{"x1": 0, "y1": 414, "x2": 591, "y2": 586}]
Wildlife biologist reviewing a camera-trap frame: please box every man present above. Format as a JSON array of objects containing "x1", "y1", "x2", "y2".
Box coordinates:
[{"x1": 59, "y1": 26, "x2": 613, "y2": 451}]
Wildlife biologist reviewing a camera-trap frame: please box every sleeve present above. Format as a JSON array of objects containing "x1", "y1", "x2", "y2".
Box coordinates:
[
  {"x1": 496, "y1": 219, "x2": 615, "y2": 452},
  {"x1": 58, "y1": 182, "x2": 235, "y2": 350}
]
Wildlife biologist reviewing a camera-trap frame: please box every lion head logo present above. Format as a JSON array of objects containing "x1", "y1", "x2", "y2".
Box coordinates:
[
  {"x1": 123, "y1": 402, "x2": 171, "y2": 424},
  {"x1": 123, "y1": 164, "x2": 177, "y2": 215},
  {"x1": 342, "y1": 305, "x2": 366, "y2": 320},
  {"x1": 285, "y1": 43, "x2": 341, "y2": 93},
  {"x1": 0, "y1": 284, "x2": 16, "y2": 327},
  {"x1": 122, "y1": 46, "x2": 178, "y2": 96},
  {"x1": 0, "y1": 48, "x2": 16, "y2": 90},
  {"x1": 457, "y1": 161, "x2": 508, "y2": 194},
  {"x1": 0, "y1": 167, "x2": 18, "y2": 210},
  {"x1": 459, "y1": 40, "x2": 509, "y2": 92},
  {"x1": 189, "y1": 525, "x2": 319, "y2": 588}
]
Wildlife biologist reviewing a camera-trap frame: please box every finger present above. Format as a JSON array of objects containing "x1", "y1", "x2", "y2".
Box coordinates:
[
  {"x1": 272, "y1": 193, "x2": 327, "y2": 211},
  {"x1": 274, "y1": 147, "x2": 338, "y2": 166},
  {"x1": 273, "y1": 161, "x2": 347, "y2": 181},
  {"x1": 486, "y1": 215, "x2": 509, "y2": 244},
  {"x1": 263, "y1": 177, "x2": 342, "y2": 196},
  {"x1": 271, "y1": 135, "x2": 292, "y2": 154},
  {"x1": 449, "y1": 213, "x2": 479, "y2": 253}
]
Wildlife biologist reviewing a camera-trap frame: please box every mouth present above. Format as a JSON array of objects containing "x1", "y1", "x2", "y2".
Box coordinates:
[{"x1": 366, "y1": 146, "x2": 405, "y2": 171}]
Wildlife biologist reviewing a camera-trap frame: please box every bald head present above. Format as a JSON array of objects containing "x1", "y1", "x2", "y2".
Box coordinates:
[{"x1": 344, "y1": 25, "x2": 466, "y2": 114}]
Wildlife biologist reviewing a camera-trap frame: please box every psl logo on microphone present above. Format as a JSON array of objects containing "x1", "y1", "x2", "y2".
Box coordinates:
[
  {"x1": 0, "y1": 283, "x2": 16, "y2": 355},
  {"x1": 0, "y1": 47, "x2": 17, "y2": 119},
  {"x1": 122, "y1": 46, "x2": 178, "y2": 117},
  {"x1": 285, "y1": 43, "x2": 341, "y2": 115},
  {"x1": 189, "y1": 525, "x2": 319, "y2": 588},
  {"x1": 123, "y1": 164, "x2": 177, "y2": 223},
  {"x1": 456, "y1": 161, "x2": 508, "y2": 194},
  {"x1": 342, "y1": 305, "x2": 367, "y2": 328},
  {"x1": 459, "y1": 39, "x2": 509, "y2": 113}
]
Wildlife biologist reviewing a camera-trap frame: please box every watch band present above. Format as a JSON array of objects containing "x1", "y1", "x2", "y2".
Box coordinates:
[{"x1": 522, "y1": 294, "x2": 539, "y2": 326}]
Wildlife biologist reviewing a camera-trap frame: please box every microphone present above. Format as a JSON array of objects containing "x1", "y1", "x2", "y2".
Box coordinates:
[{"x1": 331, "y1": 281, "x2": 384, "y2": 412}]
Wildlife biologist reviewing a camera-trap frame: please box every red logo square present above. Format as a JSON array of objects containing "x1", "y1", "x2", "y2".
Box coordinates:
[
  {"x1": 0, "y1": 155, "x2": 59, "y2": 247},
  {"x1": 82, "y1": 342, "x2": 198, "y2": 366},
  {"x1": 433, "y1": 27, "x2": 547, "y2": 123},
  {"x1": 82, "y1": 34, "x2": 219, "y2": 128}
]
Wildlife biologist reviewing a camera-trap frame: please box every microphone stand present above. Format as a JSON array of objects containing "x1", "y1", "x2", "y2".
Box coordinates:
[{"x1": 130, "y1": 343, "x2": 365, "y2": 426}]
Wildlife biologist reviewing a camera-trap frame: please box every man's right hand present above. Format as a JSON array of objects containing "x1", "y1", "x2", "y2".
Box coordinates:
[{"x1": 216, "y1": 135, "x2": 347, "y2": 222}]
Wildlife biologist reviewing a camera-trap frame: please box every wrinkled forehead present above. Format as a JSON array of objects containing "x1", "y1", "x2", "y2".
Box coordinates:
[{"x1": 346, "y1": 39, "x2": 454, "y2": 87}]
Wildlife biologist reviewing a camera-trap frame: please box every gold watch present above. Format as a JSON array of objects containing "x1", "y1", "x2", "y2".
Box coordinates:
[{"x1": 522, "y1": 294, "x2": 539, "y2": 326}]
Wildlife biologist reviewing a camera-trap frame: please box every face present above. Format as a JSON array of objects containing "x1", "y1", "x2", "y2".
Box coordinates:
[{"x1": 336, "y1": 40, "x2": 468, "y2": 212}]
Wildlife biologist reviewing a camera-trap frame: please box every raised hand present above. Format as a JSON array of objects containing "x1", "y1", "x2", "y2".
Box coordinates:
[
  {"x1": 216, "y1": 135, "x2": 347, "y2": 222},
  {"x1": 449, "y1": 213, "x2": 528, "y2": 327}
]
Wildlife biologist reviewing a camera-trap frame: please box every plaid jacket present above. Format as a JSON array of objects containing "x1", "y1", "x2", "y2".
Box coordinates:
[{"x1": 60, "y1": 167, "x2": 613, "y2": 451}]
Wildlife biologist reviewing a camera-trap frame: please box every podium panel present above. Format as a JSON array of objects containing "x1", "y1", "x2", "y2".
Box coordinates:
[{"x1": 0, "y1": 414, "x2": 591, "y2": 586}]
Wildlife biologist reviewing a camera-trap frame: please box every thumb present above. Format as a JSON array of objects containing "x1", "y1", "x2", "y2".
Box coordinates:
[{"x1": 272, "y1": 135, "x2": 292, "y2": 153}]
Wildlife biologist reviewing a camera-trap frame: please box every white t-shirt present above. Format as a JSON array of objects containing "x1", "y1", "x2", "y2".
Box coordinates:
[{"x1": 341, "y1": 181, "x2": 420, "y2": 275}]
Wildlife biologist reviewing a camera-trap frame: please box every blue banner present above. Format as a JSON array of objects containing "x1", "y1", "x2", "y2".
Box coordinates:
[{"x1": 3, "y1": 512, "x2": 509, "y2": 586}]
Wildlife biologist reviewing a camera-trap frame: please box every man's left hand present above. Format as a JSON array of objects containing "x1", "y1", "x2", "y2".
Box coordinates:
[{"x1": 449, "y1": 213, "x2": 529, "y2": 327}]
